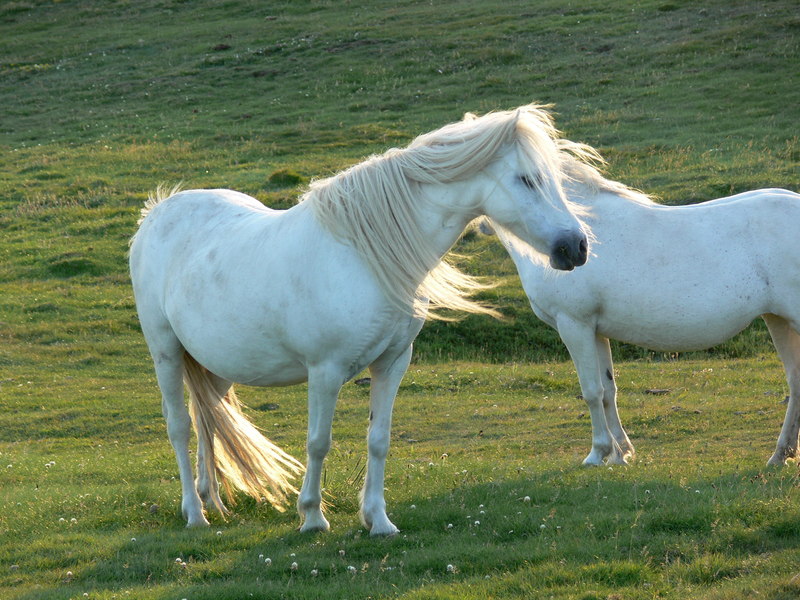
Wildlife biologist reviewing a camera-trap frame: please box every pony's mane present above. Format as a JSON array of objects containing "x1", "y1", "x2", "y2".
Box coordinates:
[
  {"x1": 303, "y1": 105, "x2": 564, "y2": 320},
  {"x1": 556, "y1": 139, "x2": 656, "y2": 206},
  {"x1": 138, "y1": 183, "x2": 184, "y2": 225}
]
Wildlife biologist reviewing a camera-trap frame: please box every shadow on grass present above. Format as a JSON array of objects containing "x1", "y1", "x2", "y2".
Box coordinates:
[{"x1": 9, "y1": 465, "x2": 800, "y2": 600}]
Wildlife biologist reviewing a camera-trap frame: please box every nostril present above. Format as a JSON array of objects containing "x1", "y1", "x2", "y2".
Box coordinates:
[{"x1": 579, "y1": 238, "x2": 588, "y2": 254}]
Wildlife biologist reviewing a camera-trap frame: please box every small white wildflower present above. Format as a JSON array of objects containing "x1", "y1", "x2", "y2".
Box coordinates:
[
  {"x1": 216, "y1": 530, "x2": 222, "y2": 536},
  {"x1": 175, "y1": 558, "x2": 183, "y2": 563},
  {"x1": 347, "y1": 565, "x2": 357, "y2": 574},
  {"x1": 479, "y1": 510, "x2": 485, "y2": 515},
  {"x1": 410, "y1": 504, "x2": 416, "y2": 510},
  {"x1": 474, "y1": 520, "x2": 480, "y2": 526},
  {"x1": 479, "y1": 504, "x2": 484, "y2": 509},
  {"x1": 59, "y1": 517, "x2": 66, "y2": 523},
  {"x1": 446, "y1": 564, "x2": 455, "y2": 573},
  {"x1": 447, "y1": 523, "x2": 453, "y2": 529},
  {"x1": 311, "y1": 568, "x2": 319, "y2": 577},
  {"x1": 695, "y1": 489, "x2": 701, "y2": 494},
  {"x1": 71, "y1": 518, "x2": 77, "y2": 524},
  {"x1": 264, "y1": 558, "x2": 272, "y2": 566},
  {"x1": 290, "y1": 553, "x2": 296, "y2": 558},
  {"x1": 290, "y1": 561, "x2": 298, "y2": 571},
  {"x1": 130, "y1": 538, "x2": 136, "y2": 542},
  {"x1": 338, "y1": 549, "x2": 345, "y2": 557},
  {"x1": 259, "y1": 554, "x2": 264, "y2": 560},
  {"x1": 523, "y1": 496, "x2": 531, "y2": 503},
  {"x1": 540, "y1": 523, "x2": 546, "y2": 530}
]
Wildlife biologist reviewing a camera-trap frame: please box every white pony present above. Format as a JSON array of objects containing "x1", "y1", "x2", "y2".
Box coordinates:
[
  {"x1": 492, "y1": 145, "x2": 800, "y2": 466},
  {"x1": 129, "y1": 105, "x2": 589, "y2": 535}
]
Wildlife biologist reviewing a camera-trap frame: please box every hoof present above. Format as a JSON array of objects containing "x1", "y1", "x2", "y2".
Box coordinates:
[
  {"x1": 369, "y1": 522, "x2": 400, "y2": 537},
  {"x1": 299, "y1": 517, "x2": 330, "y2": 534},
  {"x1": 582, "y1": 450, "x2": 605, "y2": 466},
  {"x1": 766, "y1": 454, "x2": 787, "y2": 467},
  {"x1": 185, "y1": 516, "x2": 210, "y2": 528},
  {"x1": 183, "y1": 504, "x2": 210, "y2": 527}
]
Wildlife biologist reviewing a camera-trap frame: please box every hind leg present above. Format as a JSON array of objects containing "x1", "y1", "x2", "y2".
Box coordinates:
[
  {"x1": 596, "y1": 336, "x2": 635, "y2": 460},
  {"x1": 150, "y1": 341, "x2": 209, "y2": 527},
  {"x1": 763, "y1": 314, "x2": 800, "y2": 465},
  {"x1": 194, "y1": 371, "x2": 233, "y2": 515}
]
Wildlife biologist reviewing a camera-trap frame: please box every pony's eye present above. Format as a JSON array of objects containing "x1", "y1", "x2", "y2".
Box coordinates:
[{"x1": 520, "y1": 174, "x2": 541, "y2": 189}]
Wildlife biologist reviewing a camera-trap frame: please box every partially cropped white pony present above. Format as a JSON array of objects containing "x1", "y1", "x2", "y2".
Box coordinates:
[
  {"x1": 492, "y1": 144, "x2": 800, "y2": 466},
  {"x1": 129, "y1": 105, "x2": 589, "y2": 534}
]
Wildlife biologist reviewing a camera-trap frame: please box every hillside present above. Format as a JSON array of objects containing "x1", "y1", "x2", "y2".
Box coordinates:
[{"x1": 1, "y1": 0, "x2": 798, "y2": 364}]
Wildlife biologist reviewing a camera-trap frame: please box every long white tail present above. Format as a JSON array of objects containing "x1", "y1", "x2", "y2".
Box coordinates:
[{"x1": 183, "y1": 354, "x2": 304, "y2": 512}]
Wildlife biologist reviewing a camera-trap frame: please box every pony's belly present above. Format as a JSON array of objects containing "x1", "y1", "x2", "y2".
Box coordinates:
[
  {"x1": 185, "y1": 343, "x2": 310, "y2": 386},
  {"x1": 599, "y1": 316, "x2": 754, "y2": 352}
]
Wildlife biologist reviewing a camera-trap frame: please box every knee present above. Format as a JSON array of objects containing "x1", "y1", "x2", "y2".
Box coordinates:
[
  {"x1": 166, "y1": 412, "x2": 192, "y2": 442},
  {"x1": 582, "y1": 384, "x2": 604, "y2": 407},
  {"x1": 367, "y1": 429, "x2": 390, "y2": 460},
  {"x1": 306, "y1": 434, "x2": 331, "y2": 460}
]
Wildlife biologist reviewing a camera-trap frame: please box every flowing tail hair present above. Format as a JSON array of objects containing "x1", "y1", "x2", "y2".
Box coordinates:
[{"x1": 182, "y1": 353, "x2": 304, "y2": 513}]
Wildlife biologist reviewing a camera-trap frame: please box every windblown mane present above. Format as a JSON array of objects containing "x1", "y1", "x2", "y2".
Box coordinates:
[
  {"x1": 137, "y1": 183, "x2": 184, "y2": 225},
  {"x1": 556, "y1": 139, "x2": 655, "y2": 206},
  {"x1": 304, "y1": 105, "x2": 564, "y2": 320}
]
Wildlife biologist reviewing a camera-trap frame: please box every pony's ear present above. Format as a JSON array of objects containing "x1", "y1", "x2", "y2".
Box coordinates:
[{"x1": 462, "y1": 111, "x2": 478, "y2": 122}]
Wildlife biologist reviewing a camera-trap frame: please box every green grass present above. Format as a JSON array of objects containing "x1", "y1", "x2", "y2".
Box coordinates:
[
  {"x1": 1, "y1": 0, "x2": 799, "y2": 598},
  {"x1": 2, "y1": 359, "x2": 799, "y2": 599}
]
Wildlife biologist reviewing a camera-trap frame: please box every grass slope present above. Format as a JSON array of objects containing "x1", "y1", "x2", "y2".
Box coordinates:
[
  {"x1": 1, "y1": 1, "x2": 799, "y2": 598},
  {"x1": 1, "y1": 0, "x2": 798, "y2": 362}
]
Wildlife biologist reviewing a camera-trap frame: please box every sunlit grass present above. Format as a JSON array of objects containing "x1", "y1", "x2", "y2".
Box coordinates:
[
  {"x1": 2, "y1": 358, "x2": 799, "y2": 598},
  {"x1": 2, "y1": 0, "x2": 799, "y2": 597}
]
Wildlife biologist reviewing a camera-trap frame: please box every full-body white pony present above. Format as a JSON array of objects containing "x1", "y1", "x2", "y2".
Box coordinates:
[
  {"x1": 129, "y1": 105, "x2": 589, "y2": 535},
  {"x1": 492, "y1": 144, "x2": 800, "y2": 466}
]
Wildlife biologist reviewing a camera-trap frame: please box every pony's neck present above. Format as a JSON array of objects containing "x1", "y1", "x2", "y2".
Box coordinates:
[{"x1": 416, "y1": 179, "x2": 483, "y2": 258}]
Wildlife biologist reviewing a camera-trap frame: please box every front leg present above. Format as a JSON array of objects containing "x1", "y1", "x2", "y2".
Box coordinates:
[
  {"x1": 595, "y1": 336, "x2": 635, "y2": 461},
  {"x1": 360, "y1": 345, "x2": 413, "y2": 536},
  {"x1": 297, "y1": 367, "x2": 342, "y2": 532},
  {"x1": 557, "y1": 316, "x2": 626, "y2": 465}
]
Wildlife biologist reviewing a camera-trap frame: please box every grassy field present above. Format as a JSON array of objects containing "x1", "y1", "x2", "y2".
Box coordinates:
[{"x1": 1, "y1": 0, "x2": 799, "y2": 598}]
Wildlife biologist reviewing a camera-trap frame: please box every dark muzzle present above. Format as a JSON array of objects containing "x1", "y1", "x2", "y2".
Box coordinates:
[{"x1": 549, "y1": 232, "x2": 589, "y2": 271}]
